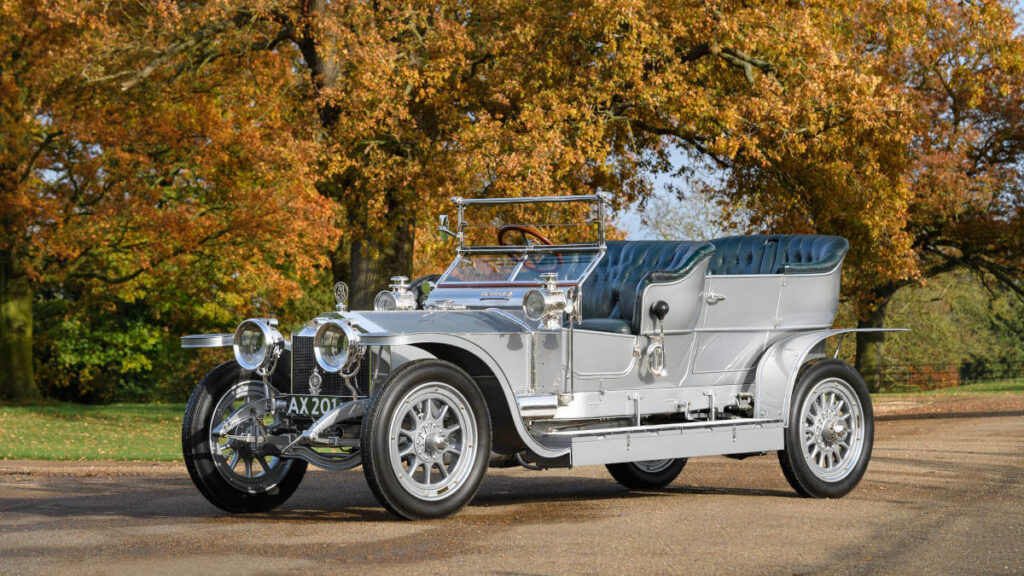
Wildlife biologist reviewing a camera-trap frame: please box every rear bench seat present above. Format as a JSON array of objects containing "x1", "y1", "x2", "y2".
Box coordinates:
[
  {"x1": 707, "y1": 235, "x2": 848, "y2": 275},
  {"x1": 577, "y1": 235, "x2": 849, "y2": 334},
  {"x1": 579, "y1": 241, "x2": 714, "y2": 334}
]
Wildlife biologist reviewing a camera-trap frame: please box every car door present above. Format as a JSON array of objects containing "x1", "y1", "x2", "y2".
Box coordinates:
[{"x1": 691, "y1": 274, "x2": 784, "y2": 374}]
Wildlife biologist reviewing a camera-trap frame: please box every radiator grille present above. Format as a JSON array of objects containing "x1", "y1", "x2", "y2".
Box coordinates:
[{"x1": 291, "y1": 335, "x2": 372, "y2": 398}]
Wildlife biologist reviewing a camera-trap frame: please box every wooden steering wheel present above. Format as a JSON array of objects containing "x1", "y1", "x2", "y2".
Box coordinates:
[
  {"x1": 497, "y1": 225, "x2": 555, "y2": 247},
  {"x1": 496, "y1": 225, "x2": 563, "y2": 269}
]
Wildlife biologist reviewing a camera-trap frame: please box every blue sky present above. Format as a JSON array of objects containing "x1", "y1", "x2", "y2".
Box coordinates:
[{"x1": 618, "y1": 147, "x2": 690, "y2": 240}]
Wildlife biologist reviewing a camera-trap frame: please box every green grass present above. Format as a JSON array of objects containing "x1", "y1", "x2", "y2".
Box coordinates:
[
  {"x1": 0, "y1": 403, "x2": 185, "y2": 461},
  {"x1": 874, "y1": 378, "x2": 1024, "y2": 396}
]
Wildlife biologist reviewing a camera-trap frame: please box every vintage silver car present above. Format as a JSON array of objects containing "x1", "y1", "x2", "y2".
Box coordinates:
[{"x1": 180, "y1": 195, "x2": 899, "y2": 519}]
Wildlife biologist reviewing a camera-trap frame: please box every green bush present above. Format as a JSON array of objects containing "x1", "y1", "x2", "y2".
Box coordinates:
[{"x1": 33, "y1": 270, "x2": 336, "y2": 404}]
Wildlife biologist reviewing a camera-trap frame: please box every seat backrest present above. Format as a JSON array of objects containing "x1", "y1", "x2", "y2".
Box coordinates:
[
  {"x1": 582, "y1": 241, "x2": 714, "y2": 328},
  {"x1": 707, "y1": 235, "x2": 848, "y2": 275}
]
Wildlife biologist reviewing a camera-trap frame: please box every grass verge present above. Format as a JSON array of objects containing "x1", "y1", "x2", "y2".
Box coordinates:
[
  {"x1": 0, "y1": 403, "x2": 185, "y2": 461},
  {"x1": 874, "y1": 378, "x2": 1024, "y2": 396}
]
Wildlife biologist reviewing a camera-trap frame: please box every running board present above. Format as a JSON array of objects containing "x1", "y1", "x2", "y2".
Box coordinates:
[{"x1": 540, "y1": 419, "x2": 785, "y2": 467}]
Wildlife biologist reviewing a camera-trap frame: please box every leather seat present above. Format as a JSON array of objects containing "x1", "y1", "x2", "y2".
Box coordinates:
[
  {"x1": 577, "y1": 317, "x2": 632, "y2": 334},
  {"x1": 707, "y1": 235, "x2": 848, "y2": 275},
  {"x1": 576, "y1": 235, "x2": 848, "y2": 334},
  {"x1": 580, "y1": 241, "x2": 715, "y2": 334}
]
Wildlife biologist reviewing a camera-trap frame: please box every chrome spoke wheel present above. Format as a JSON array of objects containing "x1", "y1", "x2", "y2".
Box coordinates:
[
  {"x1": 387, "y1": 381, "x2": 478, "y2": 502},
  {"x1": 208, "y1": 381, "x2": 292, "y2": 493},
  {"x1": 798, "y1": 378, "x2": 865, "y2": 482}
]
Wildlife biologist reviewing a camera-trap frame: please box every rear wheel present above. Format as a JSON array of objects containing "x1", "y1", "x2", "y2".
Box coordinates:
[
  {"x1": 778, "y1": 359, "x2": 873, "y2": 498},
  {"x1": 606, "y1": 458, "x2": 687, "y2": 490},
  {"x1": 361, "y1": 360, "x2": 491, "y2": 520},
  {"x1": 182, "y1": 362, "x2": 307, "y2": 513}
]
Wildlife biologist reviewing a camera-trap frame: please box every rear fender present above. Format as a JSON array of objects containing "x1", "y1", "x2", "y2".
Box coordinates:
[{"x1": 755, "y1": 328, "x2": 908, "y2": 424}]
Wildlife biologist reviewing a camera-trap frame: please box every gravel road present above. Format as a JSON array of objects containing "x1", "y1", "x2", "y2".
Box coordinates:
[{"x1": 1, "y1": 397, "x2": 1022, "y2": 575}]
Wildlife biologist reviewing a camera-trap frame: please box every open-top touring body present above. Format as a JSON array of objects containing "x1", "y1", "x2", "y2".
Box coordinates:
[{"x1": 181, "y1": 194, "x2": 902, "y2": 519}]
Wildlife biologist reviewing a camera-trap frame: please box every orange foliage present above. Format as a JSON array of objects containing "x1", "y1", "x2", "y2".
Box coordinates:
[
  {"x1": 1, "y1": 1, "x2": 339, "y2": 326},
  {"x1": 5, "y1": 0, "x2": 1022, "y2": 320}
]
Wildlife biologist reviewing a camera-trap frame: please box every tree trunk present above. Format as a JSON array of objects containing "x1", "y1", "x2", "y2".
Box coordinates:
[
  {"x1": 346, "y1": 203, "x2": 416, "y2": 310},
  {"x1": 296, "y1": 5, "x2": 418, "y2": 310},
  {"x1": 855, "y1": 294, "x2": 892, "y2": 393},
  {"x1": 0, "y1": 249, "x2": 38, "y2": 401}
]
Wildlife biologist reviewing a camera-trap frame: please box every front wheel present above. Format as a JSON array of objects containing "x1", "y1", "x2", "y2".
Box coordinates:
[
  {"x1": 778, "y1": 359, "x2": 873, "y2": 498},
  {"x1": 182, "y1": 362, "x2": 307, "y2": 513},
  {"x1": 361, "y1": 360, "x2": 491, "y2": 520},
  {"x1": 606, "y1": 458, "x2": 687, "y2": 490}
]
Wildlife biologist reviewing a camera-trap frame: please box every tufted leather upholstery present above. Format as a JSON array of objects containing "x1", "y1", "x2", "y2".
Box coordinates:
[
  {"x1": 581, "y1": 241, "x2": 715, "y2": 334},
  {"x1": 707, "y1": 235, "x2": 848, "y2": 276},
  {"x1": 577, "y1": 235, "x2": 848, "y2": 334}
]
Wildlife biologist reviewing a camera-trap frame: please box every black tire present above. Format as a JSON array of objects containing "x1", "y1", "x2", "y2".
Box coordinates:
[
  {"x1": 361, "y1": 359, "x2": 491, "y2": 520},
  {"x1": 778, "y1": 359, "x2": 873, "y2": 498},
  {"x1": 606, "y1": 458, "x2": 687, "y2": 490},
  {"x1": 182, "y1": 361, "x2": 307, "y2": 513}
]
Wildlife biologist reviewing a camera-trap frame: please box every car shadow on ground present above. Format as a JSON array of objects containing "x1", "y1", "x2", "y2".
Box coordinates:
[
  {"x1": 470, "y1": 470, "x2": 799, "y2": 511},
  {"x1": 0, "y1": 466, "x2": 797, "y2": 526}
]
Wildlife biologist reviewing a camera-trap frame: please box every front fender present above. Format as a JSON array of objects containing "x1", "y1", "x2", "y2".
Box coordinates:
[
  {"x1": 755, "y1": 328, "x2": 908, "y2": 424},
  {"x1": 363, "y1": 331, "x2": 569, "y2": 460}
]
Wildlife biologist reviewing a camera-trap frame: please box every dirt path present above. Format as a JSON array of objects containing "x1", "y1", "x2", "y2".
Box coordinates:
[{"x1": 1, "y1": 398, "x2": 1022, "y2": 575}]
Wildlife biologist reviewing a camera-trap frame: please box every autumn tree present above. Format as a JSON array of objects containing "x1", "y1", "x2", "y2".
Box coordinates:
[
  {"x1": 9, "y1": 0, "x2": 1019, "y2": 399},
  {"x1": 104, "y1": 1, "x2": 669, "y2": 308},
  {"x1": 669, "y1": 0, "x2": 1023, "y2": 389},
  {"x1": 0, "y1": 2, "x2": 337, "y2": 400},
  {"x1": 105, "y1": 1, "x2": 923, "y2": 298},
  {"x1": 853, "y1": 0, "x2": 1024, "y2": 388}
]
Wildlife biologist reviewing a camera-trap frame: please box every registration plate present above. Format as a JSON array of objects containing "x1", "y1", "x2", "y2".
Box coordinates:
[{"x1": 285, "y1": 395, "x2": 342, "y2": 418}]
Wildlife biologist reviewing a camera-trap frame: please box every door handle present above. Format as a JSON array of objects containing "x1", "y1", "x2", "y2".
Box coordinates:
[{"x1": 705, "y1": 292, "x2": 726, "y2": 304}]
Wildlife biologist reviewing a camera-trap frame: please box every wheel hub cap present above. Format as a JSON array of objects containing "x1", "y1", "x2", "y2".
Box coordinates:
[
  {"x1": 207, "y1": 381, "x2": 292, "y2": 492},
  {"x1": 388, "y1": 382, "x2": 478, "y2": 502},
  {"x1": 413, "y1": 422, "x2": 451, "y2": 459},
  {"x1": 798, "y1": 378, "x2": 866, "y2": 482},
  {"x1": 823, "y1": 418, "x2": 848, "y2": 444}
]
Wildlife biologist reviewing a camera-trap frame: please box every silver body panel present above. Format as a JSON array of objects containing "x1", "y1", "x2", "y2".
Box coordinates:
[
  {"x1": 320, "y1": 261, "x2": 868, "y2": 460},
  {"x1": 543, "y1": 419, "x2": 784, "y2": 466},
  {"x1": 183, "y1": 262, "x2": 888, "y2": 464},
  {"x1": 182, "y1": 196, "x2": 897, "y2": 469}
]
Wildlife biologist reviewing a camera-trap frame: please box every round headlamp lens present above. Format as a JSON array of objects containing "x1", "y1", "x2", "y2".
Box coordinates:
[
  {"x1": 314, "y1": 320, "x2": 356, "y2": 373},
  {"x1": 233, "y1": 320, "x2": 268, "y2": 371},
  {"x1": 374, "y1": 291, "x2": 398, "y2": 311},
  {"x1": 523, "y1": 289, "x2": 546, "y2": 321}
]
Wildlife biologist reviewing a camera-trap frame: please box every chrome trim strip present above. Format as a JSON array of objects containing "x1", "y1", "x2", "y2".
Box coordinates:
[
  {"x1": 459, "y1": 243, "x2": 604, "y2": 254},
  {"x1": 543, "y1": 418, "x2": 783, "y2": 438},
  {"x1": 456, "y1": 195, "x2": 601, "y2": 205},
  {"x1": 181, "y1": 333, "x2": 233, "y2": 348},
  {"x1": 704, "y1": 262, "x2": 844, "y2": 280},
  {"x1": 647, "y1": 324, "x2": 833, "y2": 336}
]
